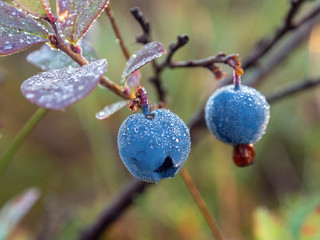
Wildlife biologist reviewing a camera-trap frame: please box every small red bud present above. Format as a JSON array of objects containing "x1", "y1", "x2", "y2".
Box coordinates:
[{"x1": 70, "y1": 44, "x2": 82, "y2": 54}]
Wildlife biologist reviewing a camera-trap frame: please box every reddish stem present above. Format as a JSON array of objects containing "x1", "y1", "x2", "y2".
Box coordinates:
[
  {"x1": 137, "y1": 86, "x2": 150, "y2": 115},
  {"x1": 233, "y1": 71, "x2": 241, "y2": 90}
]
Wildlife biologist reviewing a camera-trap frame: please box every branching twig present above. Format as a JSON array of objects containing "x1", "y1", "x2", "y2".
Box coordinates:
[
  {"x1": 243, "y1": 1, "x2": 318, "y2": 69},
  {"x1": 245, "y1": 18, "x2": 316, "y2": 87},
  {"x1": 169, "y1": 53, "x2": 242, "y2": 72},
  {"x1": 130, "y1": 7, "x2": 151, "y2": 44},
  {"x1": 47, "y1": 20, "x2": 133, "y2": 100},
  {"x1": 162, "y1": 35, "x2": 190, "y2": 67}
]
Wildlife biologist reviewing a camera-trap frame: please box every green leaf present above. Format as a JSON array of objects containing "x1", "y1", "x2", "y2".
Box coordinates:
[
  {"x1": 27, "y1": 40, "x2": 99, "y2": 70},
  {"x1": 300, "y1": 204, "x2": 320, "y2": 240},
  {"x1": 253, "y1": 207, "x2": 292, "y2": 240},
  {"x1": 0, "y1": 188, "x2": 40, "y2": 240},
  {"x1": 286, "y1": 195, "x2": 320, "y2": 238},
  {"x1": 57, "y1": 0, "x2": 109, "y2": 44},
  {"x1": 0, "y1": 1, "x2": 49, "y2": 56},
  {"x1": 13, "y1": 0, "x2": 55, "y2": 20}
]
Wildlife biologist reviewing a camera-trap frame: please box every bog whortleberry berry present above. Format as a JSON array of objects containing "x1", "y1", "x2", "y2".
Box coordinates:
[
  {"x1": 205, "y1": 72, "x2": 270, "y2": 167},
  {"x1": 117, "y1": 87, "x2": 191, "y2": 183},
  {"x1": 205, "y1": 73, "x2": 270, "y2": 146}
]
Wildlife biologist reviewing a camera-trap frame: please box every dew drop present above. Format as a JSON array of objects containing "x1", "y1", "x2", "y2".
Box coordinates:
[
  {"x1": 2, "y1": 43, "x2": 13, "y2": 51},
  {"x1": 26, "y1": 93, "x2": 35, "y2": 99},
  {"x1": 145, "y1": 113, "x2": 155, "y2": 120}
]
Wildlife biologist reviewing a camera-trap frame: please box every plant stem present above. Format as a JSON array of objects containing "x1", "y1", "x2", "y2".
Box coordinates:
[
  {"x1": 0, "y1": 108, "x2": 48, "y2": 176},
  {"x1": 78, "y1": 179, "x2": 148, "y2": 240},
  {"x1": 105, "y1": 5, "x2": 131, "y2": 60},
  {"x1": 46, "y1": 20, "x2": 133, "y2": 100},
  {"x1": 179, "y1": 167, "x2": 226, "y2": 240},
  {"x1": 233, "y1": 71, "x2": 241, "y2": 90}
]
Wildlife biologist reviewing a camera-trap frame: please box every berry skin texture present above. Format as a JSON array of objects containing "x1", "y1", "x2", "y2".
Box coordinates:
[
  {"x1": 205, "y1": 85, "x2": 270, "y2": 145},
  {"x1": 117, "y1": 109, "x2": 191, "y2": 183}
]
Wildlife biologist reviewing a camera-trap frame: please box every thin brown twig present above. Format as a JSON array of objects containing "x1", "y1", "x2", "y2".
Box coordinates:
[
  {"x1": 245, "y1": 17, "x2": 316, "y2": 87},
  {"x1": 130, "y1": 7, "x2": 151, "y2": 44},
  {"x1": 105, "y1": 5, "x2": 131, "y2": 60},
  {"x1": 79, "y1": 179, "x2": 148, "y2": 240},
  {"x1": 130, "y1": 6, "x2": 171, "y2": 103},
  {"x1": 169, "y1": 53, "x2": 242, "y2": 71},
  {"x1": 162, "y1": 35, "x2": 190, "y2": 67},
  {"x1": 298, "y1": 4, "x2": 320, "y2": 27},
  {"x1": 267, "y1": 78, "x2": 320, "y2": 103},
  {"x1": 243, "y1": 0, "x2": 307, "y2": 69},
  {"x1": 148, "y1": 35, "x2": 190, "y2": 102},
  {"x1": 180, "y1": 167, "x2": 226, "y2": 240}
]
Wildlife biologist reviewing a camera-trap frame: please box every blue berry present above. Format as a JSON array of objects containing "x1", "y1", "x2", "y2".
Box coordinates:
[
  {"x1": 117, "y1": 109, "x2": 191, "y2": 183},
  {"x1": 205, "y1": 84, "x2": 270, "y2": 145}
]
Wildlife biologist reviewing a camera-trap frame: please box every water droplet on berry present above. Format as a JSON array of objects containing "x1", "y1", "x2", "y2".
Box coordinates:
[
  {"x1": 145, "y1": 113, "x2": 155, "y2": 120},
  {"x1": 26, "y1": 93, "x2": 35, "y2": 99},
  {"x1": 2, "y1": 43, "x2": 12, "y2": 51}
]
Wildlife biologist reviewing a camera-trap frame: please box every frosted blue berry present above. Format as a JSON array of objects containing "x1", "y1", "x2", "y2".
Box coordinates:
[
  {"x1": 205, "y1": 84, "x2": 270, "y2": 145},
  {"x1": 117, "y1": 109, "x2": 191, "y2": 183}
]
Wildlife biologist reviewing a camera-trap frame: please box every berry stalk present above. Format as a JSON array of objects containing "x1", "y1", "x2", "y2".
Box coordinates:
[
  {"x1": 180, "y1": 167, "x2": 226, "y2": 240},
  {"x1": 137, "y1": 86, "x2": 152, "y2": 116},
  {"x1": 233, "y1": 70, "x2": 241, "y2": 90}
]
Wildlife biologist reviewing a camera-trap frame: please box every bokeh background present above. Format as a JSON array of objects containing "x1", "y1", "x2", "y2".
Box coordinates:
[{"x1": 1, "y1": 0, "x2": 320, "y2": 239}]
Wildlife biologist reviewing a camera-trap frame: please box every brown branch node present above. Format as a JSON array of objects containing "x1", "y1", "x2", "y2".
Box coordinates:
[{"x1": 130, "y1": 7, "x2": 151, "y2": 44}]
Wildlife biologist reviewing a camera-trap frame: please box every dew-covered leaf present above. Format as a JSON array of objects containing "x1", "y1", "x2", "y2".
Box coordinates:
[
  {"x1": 13, "y1": 0, "x2": 54, "y2": 20},
  {"x1": 0, "y1": 188, "x2": 40, "y2": 240},
  {"x1": 96, "y1": 100, "x2": 129, "y2": 120},
  {"x1": 121, "y1": 42, "x2": 166, "y2": 84},
  {"x1": 27, "y1": 40, "x2": 98, "y2": 70},
  {"x1": 21, "y1": 59, "x2": 107, "y2": 110},
  {"x1": 0, "y1": 1, "x2": 49, "y2": 56},
  {"x1": 126, "y1": 70, "x2": 141, "y2": 88},
  {"x1": 57, "y1": 0, "x2": 109, "y2": 44}
]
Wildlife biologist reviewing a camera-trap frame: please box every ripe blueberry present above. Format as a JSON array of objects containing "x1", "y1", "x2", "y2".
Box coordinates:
[
  {"x1": 117, "y1": 108, "x2": 191, "y2": 183},
  {"x1": 205, "y1": 76, "x2": 270, "y2": 146}
]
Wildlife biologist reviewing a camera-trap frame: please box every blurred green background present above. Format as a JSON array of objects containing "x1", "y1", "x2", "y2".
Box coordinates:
[{"x1": 1, "y1": 0, "x2": 320, "y2": 239}]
